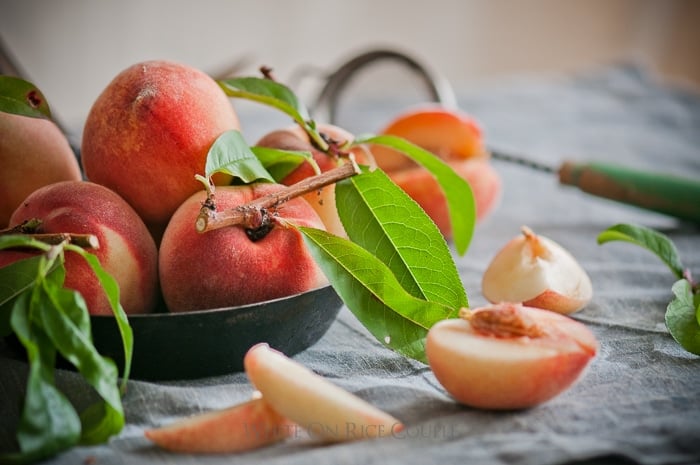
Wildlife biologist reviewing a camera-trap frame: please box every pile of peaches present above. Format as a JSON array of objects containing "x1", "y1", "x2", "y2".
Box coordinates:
[{"x1": 1, "y1": 60, "x2": 598, "y2": 452}]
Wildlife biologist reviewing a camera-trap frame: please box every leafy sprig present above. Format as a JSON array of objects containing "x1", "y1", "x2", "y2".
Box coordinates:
[
  {"x1": 213, "y1": 75, "x2": 473, "y2": 361},
  {"x1": 0, "y1": 78, "x2": 132, "y2": 464},
  {"x1": 598, "y1": 223, "x2": 700, "y2": 355},
  {"x1": 0, "y1": 236, "x2": 132, "y2": 464}
]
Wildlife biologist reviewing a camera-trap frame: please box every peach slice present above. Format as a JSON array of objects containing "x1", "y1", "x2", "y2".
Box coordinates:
[
  {"x1": 244, "y1": 343, "x2": 403, "y2": 442},
  {"x1": 426, "y1": 303, "x2": 598, "y2": 410},
  {"x1": 481, "y1": 226, "x2": 593, "y2": 314},
  {"x1": 144, "y1": 395, "x2": 293, "y2": 454}
]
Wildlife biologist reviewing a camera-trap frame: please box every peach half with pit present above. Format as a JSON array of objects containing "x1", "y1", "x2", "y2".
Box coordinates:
[
  {"x1": 426, "y1": 303, "x2": 598, "y2": 410},
  {"x1": 372, "y1": 107, "x2": 501, "y2": 237}
]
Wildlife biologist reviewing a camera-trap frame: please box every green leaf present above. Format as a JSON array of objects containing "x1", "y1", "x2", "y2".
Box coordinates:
[
  {"x1": 353, "y1": 134, "x2": 476, "y2": 255},
  {"x1": 251, "y1": 146, "x2": 317, "y2": 181},
  {"x1": 0, "y1": 256, "x2": 44, "y2": 337},
  {"x1": 336, "y1": 168, "x2": 468, "y2": 309},
  {"x1": 78, "y1": 401, "x2": 124, "y2": 446},
  {"x1": 218, "y1": 77, "x2": 328, "y2": 151},
  {"x1": 205, "y1": 130, "x2": 275, "y2": 183},
  {"x1": 0, "y1": 235, "x2": 52, "y2": 253},
  {"x1": 67, "y1": 246, "x2": 133, "y2": 387},
  {"x1": 3, "y1": 292, "x2": 81, "y2": 464},
  {"x1": 0, "y1": 75, "x2": 52, "y2": 119},
  {"x1": 32, "y1": 282, "x2": 123, "y2": 426},
  {"x1": 300, "y1": 227, "x2": 458, "y2": 363},
  {"x1": 597, "y1": 223, "x2": 685, "y2": 280},
  {"x1": 218, "y1": 76, "x2": 310, "y2": 124},
  {"x1": 665, "y1": 279, "x2": 700, "y2": 355}
]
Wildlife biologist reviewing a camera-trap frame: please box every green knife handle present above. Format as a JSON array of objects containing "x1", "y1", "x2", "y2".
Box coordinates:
[{"x1": 558, "y1": 161, "x2": 700, "y2": 224}]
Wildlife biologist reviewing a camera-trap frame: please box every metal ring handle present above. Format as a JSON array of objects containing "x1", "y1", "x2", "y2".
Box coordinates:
[{"x1": 311, "y1": 49, "x2": 457, "y2": 124}]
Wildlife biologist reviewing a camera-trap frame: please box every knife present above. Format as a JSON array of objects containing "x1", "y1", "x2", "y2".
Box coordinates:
[{"x1": 489, "y1": 149, "x2": 700, "y2": 224}]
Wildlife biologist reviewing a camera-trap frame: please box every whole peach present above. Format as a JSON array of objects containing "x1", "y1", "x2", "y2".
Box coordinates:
[
  {"x1": 3, "y1": 181, "x2": 159, "y2": 315},
  {"x1": 159, "y1": 183, "x2": 328, "y2": 312},
  {"x1": 81, "y1": 60, "x2": 240, "y2": 241},
  {"x1": 0, "y1": 111, "x2": 81, "y2": 227},
  {"x1": 255, "y1": 124, "x2": 375, "y2": 237}
]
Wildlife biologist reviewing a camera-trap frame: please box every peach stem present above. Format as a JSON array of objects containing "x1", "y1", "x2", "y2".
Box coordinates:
[
  {"x1": 0, "y1": 219, "x2": 100, "y2": 249},
  {"x1": 195, "y1": 158, "x2": 361, "y2": 233}
]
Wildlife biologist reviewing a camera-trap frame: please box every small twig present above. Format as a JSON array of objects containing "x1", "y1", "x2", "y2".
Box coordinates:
[
  {"x1": 0, "y1": 218, "x2": 100, "y2": 249},
  {"x1": 196, "y1": 159, "x2": 361, "y2": 234},
  {"x1": 27, "y1": 233, "x2": 100, "y2": 249}
]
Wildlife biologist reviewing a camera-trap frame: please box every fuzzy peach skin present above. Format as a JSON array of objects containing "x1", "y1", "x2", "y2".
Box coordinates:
[
  {"x1": 255, "y1": 124, "x2": 375, "y2": 237},
  {"x1": 244, "y1": 343, "x2": 403, "y2": 442},
  {"x1": 159, "y1": 183, "x2": 328, "y2": 312},
  {"x1": 2, "y1": 181, "x2": 158, "y2": 315},
  {"x1": 426, "y1": 303, "x2": 598, "y2": 410},
  {"x1": 371, "y1": 106, "x2": 501, "y2": 234},
  {"x1": 145, "y1": 396, "x2": 294, "y2": 454},
  {"x1": 0, "y1": 111, "x2": 81, "y2": 227},
  {"x1": 81, "y1": 60, "x2": 240, "y2": 241},
  {"x1": 372, "y1": 106, "x2": 486, "y2": 172}
]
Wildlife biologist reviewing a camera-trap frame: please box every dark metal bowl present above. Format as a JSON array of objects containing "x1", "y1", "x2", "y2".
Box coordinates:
[{"x1": 89, "y1": 285, "x2": 343, "y2": 381}]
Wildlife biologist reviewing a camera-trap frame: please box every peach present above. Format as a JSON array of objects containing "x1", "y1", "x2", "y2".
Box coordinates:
[
  {"x1": 481, "y1": 226, "x2": 593, "y2": 314},
  {"x1": 255, "y1": 124, "x2": 375, "y2": 237},
  {"x1": 81, "y1": 60, "x2": 240, "y2": 241},
  {"x1": 159, "y1": 183, "x2": 328, "y2": 312},
  {"x1": 145, "y1": 395, "x2": 293, "y2": 454},
  {"x1": 244, "y1": 343, "x2": 403, "y2": 442},
  {"x1": 0, "y1": 111, "x2": 81, "y2": 227},
  {"x1": 426, "y1": 303, "x2": 598, "y2": 410},
  {"x1": 2, "y1": 181, "x2": 158, "y2": 315},
  {"x1": 372, "y1": 107, "x2": 501, "y2": 236}
]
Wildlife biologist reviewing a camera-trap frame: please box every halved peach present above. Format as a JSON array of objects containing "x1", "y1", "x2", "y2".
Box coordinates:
[
  {"x1": 371, "y1": 106, "x2": 486, "y2": 173},
  {"x1": 426, "y1": 303, "x2": 598, "y2": 410},
  {"x1": 371, "y1": 107, "x2": 500, "y2": 233}
]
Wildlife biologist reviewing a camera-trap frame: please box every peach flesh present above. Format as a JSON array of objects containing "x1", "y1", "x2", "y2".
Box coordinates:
[
  {"x1": 255, "y1": 124, "x2": 375, "y2": 237},
  {"x1": 426, "y1": 303, "x2": 598, "y2": 410},
  {"x1": 4, "y1": 181, "x2": 159, "y2": 315},
  {"x1": 244, "y1": 343, "x2": 403, "y2": 442},
  {"x1": 0, "y1": 111, "x2": 82, "y2": 227},
  {"x1": 158, "y1": 183, "x2": 328, "y2": 312},
  {"x1": 81, "y1": 60, "x2": 240, "y2": 241},
  {"x1": 144, "y1": 396, "x2": 293, "y2": 454}
]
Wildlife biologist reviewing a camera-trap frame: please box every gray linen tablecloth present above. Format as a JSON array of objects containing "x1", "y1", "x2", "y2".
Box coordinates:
[{"x1": 2, "y1": 64, "x2": 699, "y2": 465}]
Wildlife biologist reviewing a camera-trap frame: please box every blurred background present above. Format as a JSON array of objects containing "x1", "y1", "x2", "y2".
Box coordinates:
[{"x1": 2, "y1": 0, "x2": 699, "y2": 142}]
